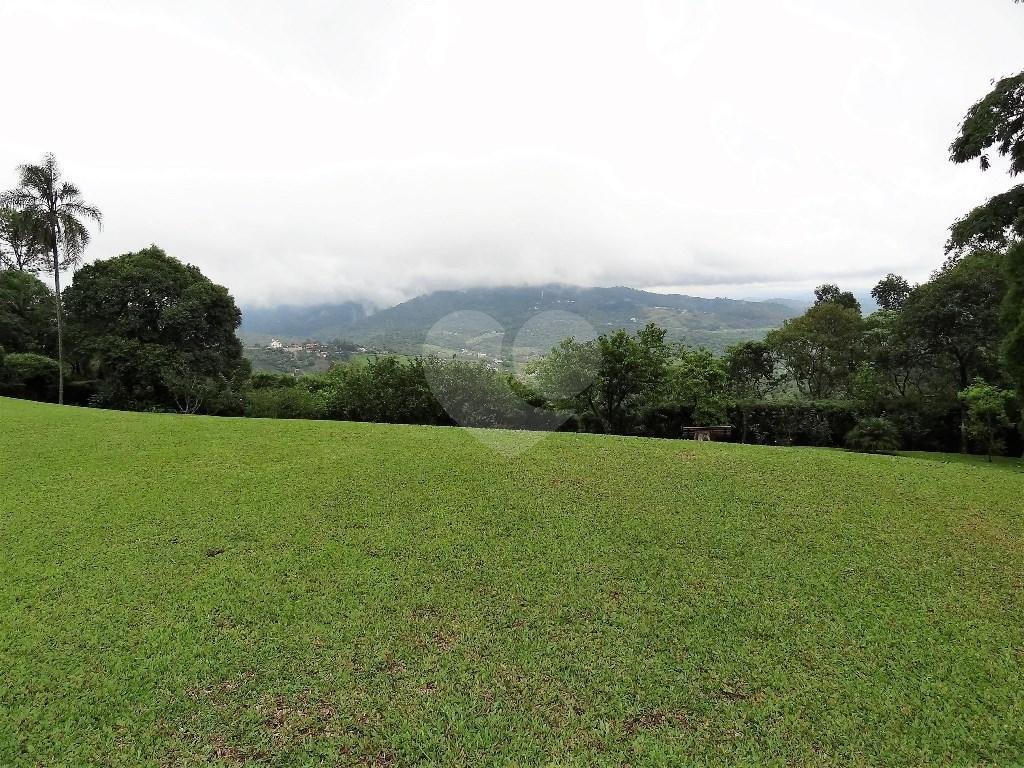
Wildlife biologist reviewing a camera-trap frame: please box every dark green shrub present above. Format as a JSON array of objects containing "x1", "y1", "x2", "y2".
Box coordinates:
[
  {"x1": 244, "y1": 385, "x2": 325, "y2": 419},
  {"x1": 879, "y1": 397, "x2": 961, "y2": 453},
  {"x1": 63, "y1": 380, "x2": 101, "y2": 407},
  {"x1": 3, "y1": 352, "x2": 61, "y2": 382},
  {"x1": 249, "y1": 371, "x2": 299, "y2": 390},
  {"x1": 320, "y1": 358, "x2": 445, "y2": 425},
  {"x1": 845, "y1": 417, "x2": 901, "y2": 453},
  {"x1": 1, "y1": 352, "x2": 63, "y2": 400},
  {"x1": 732, "y1": 400, "x2": 859, "y2": 447}
]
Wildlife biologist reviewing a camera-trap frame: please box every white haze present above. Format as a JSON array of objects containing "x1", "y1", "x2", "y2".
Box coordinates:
[{"x1": 1, "y1": 0, "x2": 1022, "y2": 308}]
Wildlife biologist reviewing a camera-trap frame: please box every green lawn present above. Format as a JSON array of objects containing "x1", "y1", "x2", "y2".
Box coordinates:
[
  {"x1": 1, "y1": 397, "x2": 1022, "y2": 767},
  {"x1": 899, "y1": 450, "x2": 1024, "y2": 472}
]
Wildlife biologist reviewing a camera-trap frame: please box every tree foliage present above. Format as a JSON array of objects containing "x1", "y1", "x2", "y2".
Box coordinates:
[
  {"x1": 860, "y1": 310, "x2": 929, "y2": 399},
  {"x1": 664, "y1": 347, "x2": 730, "y2": 426},
  {"x1": 765, "y1": 301, "x2": 864, "y2": 398},
  {"x1": 722, "y1": 340, "x2": 777, "y2": 442},
  {"x1": 63, "y1": 246, "x2": 249, "y2": 413},
  {"x1": 1004, "y1": 241, "x2": 1024, "y2": 398},
  {"x1": 813, "y1": 283, "x2": 861, "y2": 313},
  {"x1": 533, "y1": 323, "x2": 669, "y2": 433},
  {"x1": 871, "y1": 274, "x2": 912, "y2": 312},
  {"x1": 948, "y1": 62, "x2": 1024, "y2": 400},
  {"x1": 845, "y1": 417, "x2": 901, "y2": 454},
  {"x1": 0, "y1": 207, "x2": 46, "y2": 272},
  {"x1": 947, "y1": 185, "x2": 1024, "y2": 254},
  {"x1": 723, "y1": 340, "x2": 776, "y2": 400},
  {"x1": 1, "y1": 154, "x2": 102, "y2": 404},
  {"x1": 899, "y1": 251, "x2": 1005, "y2": 393},
  {"x1": 0, "y1": 270, "x2": 53, "y2": 355},
  {"x1": 950, "y1": 71, "x2": 1024, "y2": 176},
  {"x1": 0, "y1": 352, "x2": 63, "y2": 400},
  {"x1": 959, "y1": 380, "x2": 1016, "y2": 460}
]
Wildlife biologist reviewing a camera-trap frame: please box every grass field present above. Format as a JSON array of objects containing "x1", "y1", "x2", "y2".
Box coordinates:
[
  {"x1": 1, "y1": 397, "x2": 1022, "y2": 767},
  {"x1": 899, "y1": 450, "x2": 1024, "y2": 472}
]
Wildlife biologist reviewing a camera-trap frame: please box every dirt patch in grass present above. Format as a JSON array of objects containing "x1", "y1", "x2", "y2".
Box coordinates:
[{"x1": 622, "y1": 709, "x2": 695, "y2": 736}]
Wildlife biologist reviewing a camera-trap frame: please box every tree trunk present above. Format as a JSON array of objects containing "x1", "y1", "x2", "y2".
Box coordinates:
[
  {"x1": 51, "y1": 240, "x2": 64, "y2": 406},
  {"x1": 957, "y1": 357, "x2": 969, "y2": 454}
]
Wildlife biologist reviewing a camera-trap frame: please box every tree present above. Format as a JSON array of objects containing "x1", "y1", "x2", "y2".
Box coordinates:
[
  {"x1": 0, "y1": 270, "x2": 54, "y2": 355},
  {"x1": 534, "y1": 323, "x2": 670, "y2": 433},
  {"x1": 533, "y1": 336, "x2": 602, "y2": 413},
  {"x1": 1, "y1": 154, "x2": 102, "y2": 404},
  {"x1": 664, "y1": 347, "x2": 731, "y2": 426},
  {"x1": 722, "y1": 340, "x2": 777, "y2": 442},
  {"x1": 871, "y1": 274, "x2": 912, "y2": 312},
  {"x1": 591, "y1": 323, "x2": 670, "y2": 433},
  {"x1": 845, "y1": 417, "x2": 901, "y2": 454},
  {"x1": 0, "y1": 352, "x2": 63, "y2": 400},
  {"x1": 899, "y1": 251, "x2": 1006, "y2": 451},
  {"x1": 959, "y1": 380, "x2": 1015, "y2": 461},
  {"x1": 0, "y1": 207, "x2": 46, "y2": 272},
  {"x1": 1005, "y1": 241, "x2": 1024, "y2": 398},
  {"x1": 860, "y1": 309, "x2": 929, "y2": 399},
  {"x1": 62, "y1": 246, "x2": 249, "y2": 413},
  {"x1": 814, "y1": 283, "x2": 861, "y2": 313},
  {"x1": 950, "y1": 71, "x2": 1024, "y2": 178},
  {"x1": 766, "y1": 301, "x2": 864, "y2": 398},
  {"x1": 948, "y1": 67, "x2": 1024, "y2": 399}
]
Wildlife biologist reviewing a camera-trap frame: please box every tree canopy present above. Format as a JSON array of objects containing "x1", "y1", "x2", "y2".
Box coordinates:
[
  {"x1": 813, "y1": 283, "x2": 861, "y2": 313},
  {"x1": 899, "y1": 251, "x2": 1005, "y2": 392},
  {"x1": 871, "y1": 274, "x2": 912, "y2": 312},
  {"x1": 63, "y1": 245, "x2": 249, "y2": 412},
  {"x1": 1, "y1": 153, "x2": 102, "y2": 403},
  {"x1": 948, "y1": 61, "x2": 1024, "y2": 400},
  {"x1": 0, "y1": 270, "x2": 53, "y2": 355},
  {"x1": 765, "y1": 299, "x2": 863, "y2": 399},
  {"x1": 0, "y1": 207, "x2": 45, "y2": 272},
  {"x1": 533, "y1": 323, "x2": 670, "y2": 433}
]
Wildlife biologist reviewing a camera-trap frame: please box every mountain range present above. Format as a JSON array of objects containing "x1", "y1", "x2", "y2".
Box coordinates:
[{"x1": 239, "y1": 285, "x2": 805, "y2": 355}]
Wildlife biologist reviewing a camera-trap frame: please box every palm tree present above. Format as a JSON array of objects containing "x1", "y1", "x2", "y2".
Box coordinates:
[
  {"x1": 0, "y1": 206, "x2": 47, "y2": 272},
  {"x1": 2, "y1": 154, "x2": 102, "y2": 404}
]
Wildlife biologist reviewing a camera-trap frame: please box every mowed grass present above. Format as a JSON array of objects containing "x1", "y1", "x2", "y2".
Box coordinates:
[
  {"x1": 900, "y1": 450, "x2": 1024, "y2": 473},
  {"x1": 1, "y1": 398, "x2": 1023, "y2": 767}
]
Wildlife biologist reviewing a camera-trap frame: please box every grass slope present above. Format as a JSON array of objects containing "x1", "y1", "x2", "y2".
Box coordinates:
[
  {"x1": 1, "y1": 397, "x2": 1022, "y2": 767},
  {"x1": 899, "y1": 450, "x2": 1024, "y2": 472}
]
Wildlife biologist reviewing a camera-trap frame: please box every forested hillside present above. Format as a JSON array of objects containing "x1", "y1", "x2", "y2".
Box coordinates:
[{"x1": 241, "y1": 285, "x2": 801, "y2": 354}]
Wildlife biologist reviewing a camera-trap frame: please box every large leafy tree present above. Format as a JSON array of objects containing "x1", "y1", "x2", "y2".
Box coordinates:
[
  {"x1": 0, "y1": 207, "x2": 46, "y2": 272},
  {"x1": 722, "y1": 340, "x2": 777, "y2": 443},
  {"x1": 63, "y1": 246, "x2": 249, "y2": 413},
  {"x1": 765, "y1": 298, "x2": 864, "y2": 399},
  {"x1": 589, "y1": 323, "x2": 670, "y2": 433},
  {"x1": 723, "y1": 340, "x2": 776, "y2": 400},
  {"x1": 959, "y1": 380, "x2": 1016, "y2": 461},
  {"x1": 663, "y1": 346, "x2": 731, "y2": 426},
  {"x1": 2, "y1": 154, "x2": 102, "y2": 404},
  {"x1": 534, "y1": 323, "x2": 670, "y2": 433},
  {"x1": 1006, "y1": 242, "x2": 1024, "y2": 396},
  {"x1": 813, "y1": 283, "x2": 861, "y2": 313},
  {"x1": 948, "y1": 61, "x2": 1024, "y2": 398},
  {"x1": 860, "y1": 309, "x2": 929, "y2": 399},
  {"x1": 899, "y1": 251, "x2": 1006, "y2": 451},
  {"x1": 870, "y1": 274, "x2": 912, "y2": 312},
  {"x1": 0, "y1": 270, "x2": 54, "y2": 355}
]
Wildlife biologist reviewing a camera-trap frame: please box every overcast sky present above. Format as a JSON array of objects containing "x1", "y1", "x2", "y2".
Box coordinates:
[{"x1": 2, "y1": 0, "x2": 1022, "y2": 308}]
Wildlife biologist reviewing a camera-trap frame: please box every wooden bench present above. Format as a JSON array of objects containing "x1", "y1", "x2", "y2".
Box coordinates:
[{"x1": 682, "y1": 425, "x2": 734, "y2": 442}]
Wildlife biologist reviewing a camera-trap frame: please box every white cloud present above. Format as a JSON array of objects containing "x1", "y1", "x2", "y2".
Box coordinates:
[{"x1": 1, "y1": 0, "x2": 1021, "y2": 306}]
